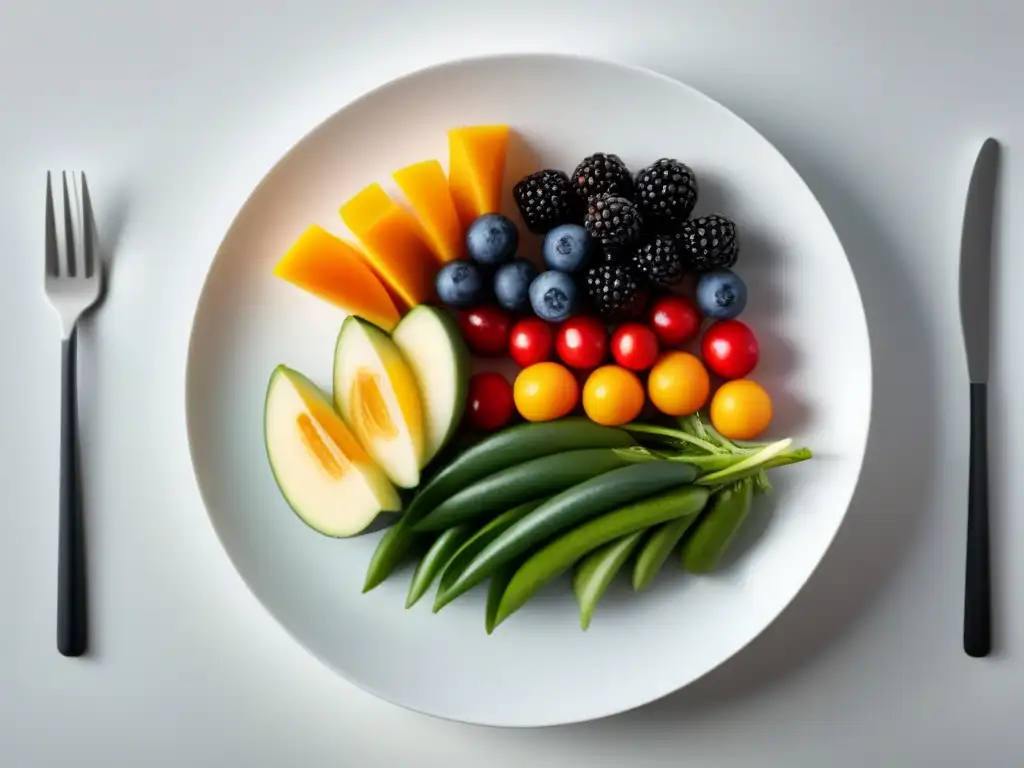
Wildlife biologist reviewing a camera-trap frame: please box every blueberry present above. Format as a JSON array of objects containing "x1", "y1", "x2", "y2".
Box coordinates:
[
  {"x1": 493, "y1": 258, "x2": 539, "y2": 312},
  {"x1": 542, "y1": 224, "x2": 594, "y2": 274},
  {"x1": 435, "y1": 260, "x2": 485, "y2": 309},
  {"x1": 529, "y1": 270, "x2": 578, "y2": 323},
  {"x1": 466, "y1": 213, "x2": 518, "y2": 266},
  {"x1": 696, "y1": 269, "x2": 747, "y2": 319}
]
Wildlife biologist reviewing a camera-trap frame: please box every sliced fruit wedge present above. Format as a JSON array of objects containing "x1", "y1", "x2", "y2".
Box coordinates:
[
  {"x1": 392, "y1": 305, "x2": 469, "y2": 464},
  {"x1": 448, "y1": 125, "x2": 509, "y2": 226},
  {"x1": 339, "y1": 183, "x2": 439, "y2": 310},
  {"x1": 264, "y1": 365, "x2": 400, "y2": 537},
  {"x1": 272, "y1": 225, "x2": 401, "y2": 331},
  {"x1": 334, "y1": 316, "x2": 425, "y2": 488},
  {"x1": 393, "y1": 160, "x2": 465, "y2": 263}
]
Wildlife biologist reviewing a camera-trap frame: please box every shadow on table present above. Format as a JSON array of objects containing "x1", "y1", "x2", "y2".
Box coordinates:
[
  {"x1": 563, "y1": 125, "x2": 940, "y2": 735},
  {"x1": 74, "y1": 182, "x2": 132, "y2": 662}
]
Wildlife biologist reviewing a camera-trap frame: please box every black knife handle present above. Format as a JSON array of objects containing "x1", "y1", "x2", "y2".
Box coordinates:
[
  {"x1": 964, "y1": 382, "x2": 990, "y2": 658},
  {"x1": 57, "y1": 329, "x2": 87, "y2": 657}
]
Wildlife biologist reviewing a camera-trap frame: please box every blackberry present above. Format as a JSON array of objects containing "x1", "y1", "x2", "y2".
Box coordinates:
[
  {"x1": 571, "y1": 153, "x2": 634, "y2": 201},
  {"x1": 584, "y1": 262, "x2": 649, "y2": 320},
  {"x1": 513, "y1": 170, "x2": 577, "y2": 234},
  {"x1": 598, "y1": 245, "x2": 629, "y2": 264},
  {"x1": 585, "y1": 194, "x2": 643, "y2": 248},
  {"x1": 632, "y1": 235, "x2": 686, "y2": 286},
  {"x1": 634, "y1": 159, "x2": 698, "y2": 230},
  {"x1": 676, "y1": 214, "x2": 739, "y2": 272}
]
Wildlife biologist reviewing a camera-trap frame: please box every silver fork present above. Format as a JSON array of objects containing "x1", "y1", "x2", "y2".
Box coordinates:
[{"x1": 45, "y1": 172, "x2": 103, "y2": 657}]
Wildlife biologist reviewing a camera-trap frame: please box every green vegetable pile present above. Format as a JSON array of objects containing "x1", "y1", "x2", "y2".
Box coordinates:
[{"x1": 364, "y1": 416, "x2": 812, "y2": 633}]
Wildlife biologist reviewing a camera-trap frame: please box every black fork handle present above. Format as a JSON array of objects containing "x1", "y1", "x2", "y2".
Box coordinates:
[
  {"x1": 57, "y1": 327, "x2": 87, "y2": 657},
  {"x1": 964, "y1": 382, "x2": 990, "y2": 657}
]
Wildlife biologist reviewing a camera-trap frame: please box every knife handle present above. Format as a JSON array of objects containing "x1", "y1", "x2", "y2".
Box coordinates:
[{"x1": 964, "y1": 382, "x2": 990, "y2": 657}]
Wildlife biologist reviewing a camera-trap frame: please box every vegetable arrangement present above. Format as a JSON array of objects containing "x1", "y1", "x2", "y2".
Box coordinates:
[
  {"x1": 366, "y1": 416, "x2": 810, "y2": 632},
  {"x1": 263, "y1": 123, "x2": 813, "y2": 633}
]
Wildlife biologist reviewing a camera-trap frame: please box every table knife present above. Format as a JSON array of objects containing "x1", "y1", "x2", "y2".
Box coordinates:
[{"x1": 959, "y1": 138, "x2": 999, "y2": 658}]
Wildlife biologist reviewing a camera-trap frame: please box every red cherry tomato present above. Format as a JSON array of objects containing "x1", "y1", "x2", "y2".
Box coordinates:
[
  {"x1": 610, "y1": 323, "x2": 660, "y2": 371},
  {"x1": 702, "y1": 319, "x2": 760, "y2": 379},
  {"x1": 508, "y1": 317, "x2": 554, "y2": 367},
  {"x1": 466, "y1": 372, "x2": 514, "y2": 431},
  {"x1": 458, "y1": 306, "x2": 511, "y2": 357},
  {"x1": 556, "y1": 316, "x2": 608, "y2": 369},
  {"x1": 648, "y1": 295, "x2": 702, "y2": 347}
]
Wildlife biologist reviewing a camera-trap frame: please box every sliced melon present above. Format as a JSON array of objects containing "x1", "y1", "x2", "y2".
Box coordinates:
[
  {"x1": 334, "y1": 316, "x2": 425, "y2": 488},
  {"x1": 448, "y1": 125, "x2": 509, "y2": 226},
  {"x1": 272, "y1": 225, "x2": 401, "y2": 331},
  {"x1": 392, "y1": 306, "x2": 469, "y2": 464},
  {"x1": 264, "y1": 365, "x2": 400, "y2": 537},
  {"x1": 339, "y1": 183, "x2": 439, "y2": 310},
  {"x1": 393, "y1": 160, "x2": 465, "y2": 263}
]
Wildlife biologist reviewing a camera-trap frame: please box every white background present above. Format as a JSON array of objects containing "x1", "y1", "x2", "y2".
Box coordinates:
[{"x1": 1, "y1": 0, "x2": 1021, "y2": 765}]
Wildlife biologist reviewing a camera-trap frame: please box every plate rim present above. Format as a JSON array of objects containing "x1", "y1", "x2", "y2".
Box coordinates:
[{"x1": 184, "y1": 50, "x2": 874, "y2": 728}]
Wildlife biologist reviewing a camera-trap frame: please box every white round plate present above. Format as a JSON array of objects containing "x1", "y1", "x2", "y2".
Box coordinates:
[{"x1": 186, "y1": 54, "x2": 871, "y2": 727}]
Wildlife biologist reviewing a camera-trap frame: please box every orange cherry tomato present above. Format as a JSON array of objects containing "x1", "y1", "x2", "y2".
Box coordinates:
[
  {"x1": 710, "y1": 379, "x2": 773, "y2": 439},
  {"x1": 582, "y1": 365, "x2": 645, "y2": 426},
  {"x1": 647, "y1": 351, "x2": 710, "y2": 416},
  {"x1": 513, "y1": 362, "x2": 579, "y2": 422}
]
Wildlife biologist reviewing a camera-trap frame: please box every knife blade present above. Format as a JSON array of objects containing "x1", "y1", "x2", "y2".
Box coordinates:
[
  {"x1": 959, "y1": 137, "x2": 999, "y2": 658},
  {"x1": 960, "y1": 138, "x2": 999, "y2": 384}
]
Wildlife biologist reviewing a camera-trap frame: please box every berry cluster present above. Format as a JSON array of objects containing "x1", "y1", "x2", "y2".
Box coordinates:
[
  {"x1": 432, "y1": 151, "x2": 759, "y2": 434},
  {"x1": 511, "y1": 153, "x2": 744, "y2": 321}
]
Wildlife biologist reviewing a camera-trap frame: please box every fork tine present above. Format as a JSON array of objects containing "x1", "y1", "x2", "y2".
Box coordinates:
[
  {"x1": 68, "y1": 172, "x2": 87, "y2": 279},
  {"x1": 45, "y1": 172, "x2": 60, "y2": 277},
  {"x1": 80, "y1": 173, "x2": 97, "y2": 279},
  {"x1": 61, "y1": 171, "x2": 78, "y2": 278}
]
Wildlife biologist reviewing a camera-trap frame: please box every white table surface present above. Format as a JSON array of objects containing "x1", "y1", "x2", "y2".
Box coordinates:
[{"x1": 2, "y1": 1, "x2": 1022, "y2": 765}]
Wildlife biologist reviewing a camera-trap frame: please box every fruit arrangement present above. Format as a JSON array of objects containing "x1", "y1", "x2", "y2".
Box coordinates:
[
  {"x1": 424, "y1": 150, "x2": 767, "y2": 436},
  {"x1": 264, "y1": 125, "x2": 811, "y2": 632}
]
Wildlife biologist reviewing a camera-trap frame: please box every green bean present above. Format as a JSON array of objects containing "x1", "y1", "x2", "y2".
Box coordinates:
[
  {"x1": 573, "y1": 530, "x2": 646, "y2": 630},
  {"x1": 406, "y1": 525, "x2": 473, "y2": 608},
  {"x1": 364, "y1": 523, "x2": 417, "y2": 593},
  {"x1": 433, "y1": 499, "x2": 547, "y2": 613},
  {"x1": 413, "y1": 448, "x2": 636, "y2": 532},
  {"x1": 492, "y1": 485, "x2": 710, "y2": 630},
  {"x1": 682, "y1": 479, "x2": 754, "y2": 573},
  {"x1": 363, "y1": 434, "x2": 493, "y2": 592},
  {"x1": 485, "y1": 567, "x2": 515, "y2": 635},
  {"x1": 440, "y1": 462, "x2": 698, "y2": 607},
  {"x1": 404, "y1": 419, "x2": 634, "y2": 524},
  {"x1": 632, "y1": 513, "x2": 701, "y2": 592}
]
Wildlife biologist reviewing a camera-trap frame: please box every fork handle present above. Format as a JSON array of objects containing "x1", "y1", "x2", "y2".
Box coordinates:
[{"x1": 57, "y1": 328, "x2": 87, "y2": 657}]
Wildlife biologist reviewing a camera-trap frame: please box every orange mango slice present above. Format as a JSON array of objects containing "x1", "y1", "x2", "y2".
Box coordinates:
[
  {"x1": 273, "y1": 225, "x2": 401, "y2": 332},
  {"x1": 340, "y1": 183, "x2": 439, "y2": 311},
  {"x1": 393, "y1": 160, "x2": 465, "y2": 263},
  {"x1": 448, "y1": 125, "x2": 509, "y2": 227}
]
